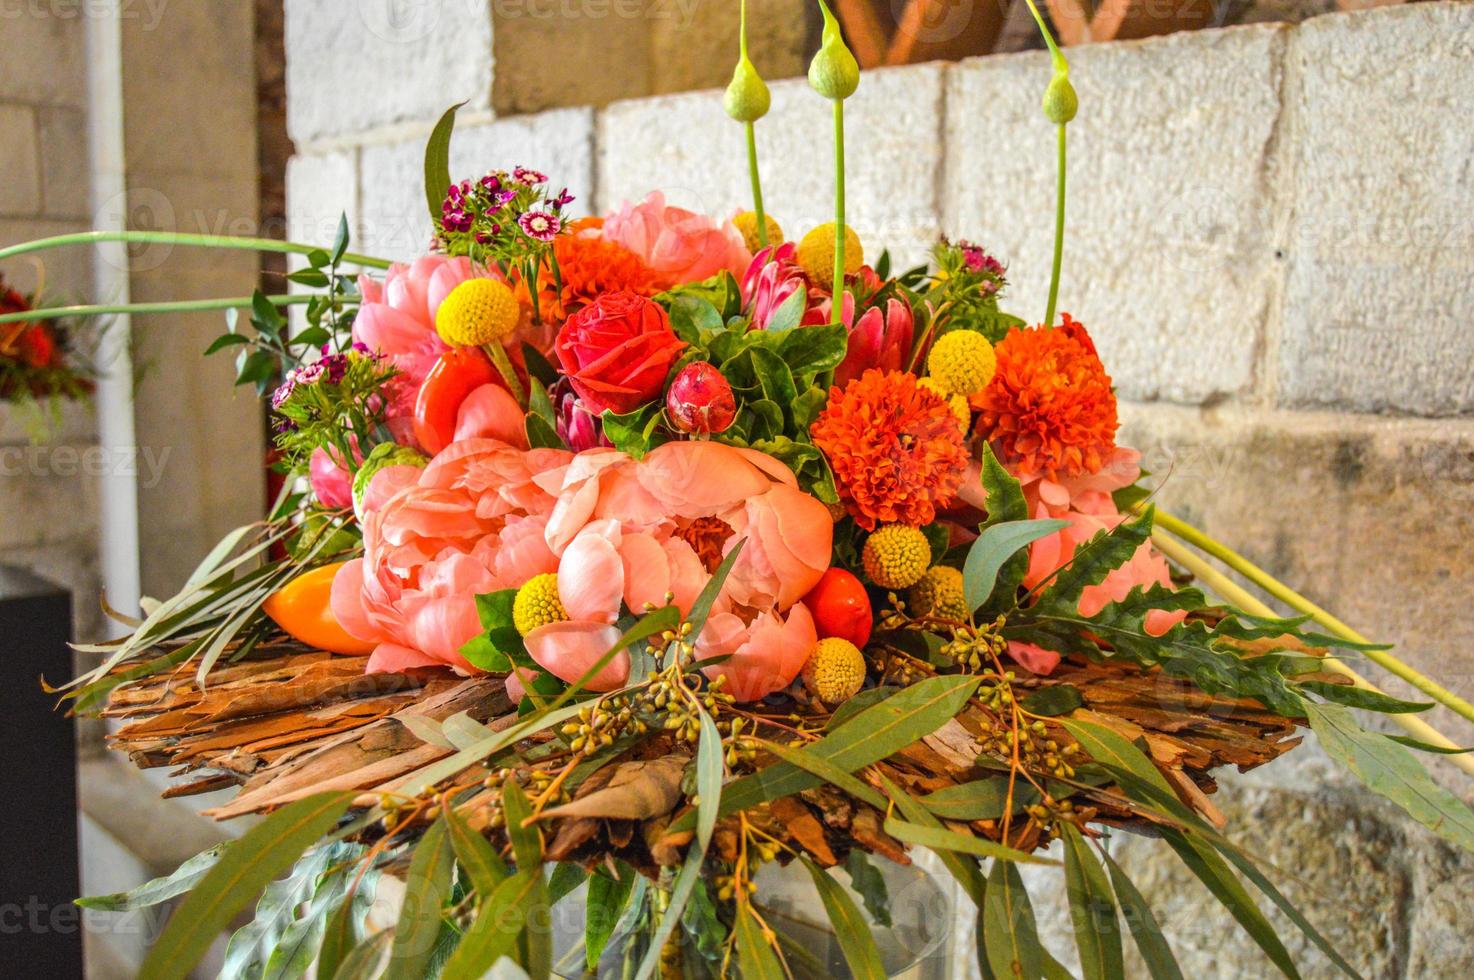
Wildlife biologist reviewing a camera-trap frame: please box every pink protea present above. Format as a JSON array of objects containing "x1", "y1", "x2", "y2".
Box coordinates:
[
  {"x1": 741, "y1": 243, "x2": 827, "y2": 330},
  {"x1": 824, "y1": 292, "x2": 915, "y2": 387},
  {"x1": 602, "y1": 191, "x2": 751, "y2": 289}
]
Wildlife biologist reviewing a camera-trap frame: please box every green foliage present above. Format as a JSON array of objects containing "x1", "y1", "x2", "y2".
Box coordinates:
[
  {"x1": 1060, "y1": 825, "x2": 1123, "y2": 980},
  {"x1": 981, "y1": 860, "x2": 1044, "y2": 980},
  {"x1": 843, "y1": 852, "x2": 892, "y2": 928},
  {"x1": 387, "y1": 817, "x2": 455, "y2": 980},
  {"x1": 924, "y1": 239, "x2": 1026, "y2": 344},
  {"x1": 1101, "y1": 850, "x2": 1184, "y2": 980},
  {"x1": 1020, "y1": 684, "x2": 1083, "y2": 716},
  {"x1": 803, "y1": 857, "x2": 888, "y2": 980},
  {"x1": 963, "y1": 517, "x2": 1070, "y2": 614},
  {"x1": 586, "y1": 863, "x2": 638, "y2": 971},
  {"x1": 138, "y1": 792, "x2": 355, "y2": 980},
  {"x1": 423, "y1": 102, "x2": 464, "y2": 222}
]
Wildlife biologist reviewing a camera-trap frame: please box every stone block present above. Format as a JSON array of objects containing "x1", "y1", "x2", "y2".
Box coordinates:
[
  {"x1": 944, "y1": 25, "x2": 1289, "y2": 404},
  {"x1": 285, "y1": 0, "x2": 494, "y2": 146},
  {"x1": 37, "y1": 106, "x2": 89, "y2": 220},
  {"x1": 599, "y1": 64, "x2": 947, "y2": 268},
  {"x1": 0, "y1": 217, "x2": 94, "y2": 302},
  {"x1": 1277, "y1": 2, "x2": 1474, "y2": 415},
  {"x1": 492, "y1": 0, "x2": 652, "y2": 114},
  {"x1": 0, "y1": 103, "x2": 42, "y2": 217},
  {"x1": 286, "y1": 149, "x2": 359, "y2": 254},
  {"x1": 649, "y1": 0, "x2": 810, "y2": 96},
  {"x1": 0, "y1": 8, "x2": 86, "y2": 105}
]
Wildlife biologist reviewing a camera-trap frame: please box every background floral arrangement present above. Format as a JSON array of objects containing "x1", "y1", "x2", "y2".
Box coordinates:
[
  {"x1": 0, "y1": 272, "x2": 97, "y2": 421},
  {"x1": 7, "y1": 2, "x2": 1474, "y2": 979}
]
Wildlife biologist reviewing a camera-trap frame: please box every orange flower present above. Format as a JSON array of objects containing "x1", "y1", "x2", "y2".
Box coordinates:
[
  {"x1": 520, "y1": 226, "x2": 660, "y2": 322},
  {"x1": 972, "y1": 315, "x2": 1118, "y2": 480},
  {"x1": 811, "y1": 369, "x2": 969, "y2": 530}
]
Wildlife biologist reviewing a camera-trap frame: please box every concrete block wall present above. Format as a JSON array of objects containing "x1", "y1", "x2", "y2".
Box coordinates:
[{"x1": 285, "y1": 3, "x2": 1474, "y2": 973}]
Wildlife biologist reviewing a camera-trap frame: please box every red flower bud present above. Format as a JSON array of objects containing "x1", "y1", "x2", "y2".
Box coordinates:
[
  {"x1": 666, "y1": 362, "x2": 736, "y2": 435},
  {"x1": 802, "y1": 567, "x2": 872, "y2": 648}
]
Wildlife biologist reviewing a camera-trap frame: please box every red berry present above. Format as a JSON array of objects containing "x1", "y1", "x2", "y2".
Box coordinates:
[
  {"x1": 666, "y1": 362, "x2": 736, "y2": 434},
  {"x1": 802, "y1": 567, "x2": 873, "y2": 648}
]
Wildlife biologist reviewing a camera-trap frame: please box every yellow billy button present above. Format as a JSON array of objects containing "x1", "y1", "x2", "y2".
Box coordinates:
[
  {"x1": 927, "y1": 329, "x2": 997, "y2": 398},
  {"x1": 512, "y1": 573, "x2": 566, "y2": 637},
  {"x1": 861, "y1": 524, "x2": 931, "y2": 590},
  {"x1": 733, "y1": 211, "x2": 783, "y2": 254},
  {"x1": 802, "y1": 637, "x2": 867, "y2": 704},
  {"x1": 434, "y1": 277, "x2": 520, "y2": 349},
  {"x1": 918, "y1": 377, "x2": 972, "y2": 430},
  {"x1": 908, "y1": 566, "x2": 968, "y2": 623},
  {"x1": 796, "y1": 222, "x2": 862, "y2": 289}
]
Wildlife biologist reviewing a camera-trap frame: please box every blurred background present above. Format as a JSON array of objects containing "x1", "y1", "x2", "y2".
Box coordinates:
[{"x1": 1, "y1": 0, "x2": 1469, "y2": 976}]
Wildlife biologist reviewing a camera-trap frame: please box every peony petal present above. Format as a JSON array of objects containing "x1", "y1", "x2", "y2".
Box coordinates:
[
  {"x1": 525, "y1": 621, "x2": 628, "y2": 691},
  {"x1": 454, "y1": 383, "x2": 530, "y2": 449},
  {"x1": 366, "y1": 643, "x2": 443, "y2": 674},
  {"x1": 558, "y1": 522, "x2": 625, "y2": 623}
]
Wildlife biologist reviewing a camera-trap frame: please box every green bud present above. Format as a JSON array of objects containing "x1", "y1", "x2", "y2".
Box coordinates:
[
  {"x1": 808, "y1": 0, "x2": 859, "y2": 101},
  {"x1": 724, "y1": 54, "x2": 770, "y2": 123},
  {"x1": 352, "y1": 441, "x2": 428, "y2": 511},
  {"x1": 1042, "y1": 73, "x2": 1078, "y2": 124}
]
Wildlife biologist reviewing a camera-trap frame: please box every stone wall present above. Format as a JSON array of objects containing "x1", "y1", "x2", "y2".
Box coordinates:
[{"x1": 284, "y1": 3, "x2": 1474, "y2": 974}]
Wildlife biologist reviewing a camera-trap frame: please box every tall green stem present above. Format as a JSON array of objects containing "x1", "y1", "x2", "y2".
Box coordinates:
[
  {"x1": 1045, "y1": 123, "x2": 1067, "y2": 329},
  {"x1": 832, "y1": 98, "x2": 846, "y2": 325},
  {"x1": 745, "y1": 122, "x2": 768, "y2": 249},
  {"x1": 1153, "y1": 508, "x2": 1474, "y2": 728},
  {"x1": 0, "y1": 230, "x2": 393, "y2": 269},
  {"x1": 0, "y1": 293, "x2": 312, "y2": 326}
]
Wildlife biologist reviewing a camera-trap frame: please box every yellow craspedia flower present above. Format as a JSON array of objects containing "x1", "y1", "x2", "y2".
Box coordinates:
[
  {"x1": 861, "y1": 524, "x2": 931, "y2": 590},
  {"x1": 802, "y1": 637, "x2": 866, "y2": 704},
  {"x1": 435, "y1": 278, "x2": 520, "y2": 348},
  {"x1": 918, "y1": 377, "x2": 972, "y2": 429},
  {"x1": 908, "y1": 566, "x2": 968, "y2": 622},
  {"x1": 733, "y1": 211, "x2": 783, "y2": 254},
  {"x1": 796, "y1": 223, "x2": 863, "y2": 288},
  {"x1": 512, "y1": 573, "x2": 566, "y2": 636},
  {"x1": 927, "y1": 329, "x2": 997, "y2": 397}
]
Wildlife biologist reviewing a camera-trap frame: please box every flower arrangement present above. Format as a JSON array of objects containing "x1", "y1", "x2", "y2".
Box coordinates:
[
  {"x1": 0, "y1": 273, "x2": 97, "y2": 424},
  {"x1": 8, "y1": 2, "x2": 1474, "y2": 978}
]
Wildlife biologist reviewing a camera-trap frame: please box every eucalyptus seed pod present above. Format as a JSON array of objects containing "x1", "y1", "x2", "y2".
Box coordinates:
[
  {"x1": 1043, "y1": 73, "x2": 1078, "y2": 124},
  {"x1": 808, "y1": 0, "x2": 859, "y2": 101}
]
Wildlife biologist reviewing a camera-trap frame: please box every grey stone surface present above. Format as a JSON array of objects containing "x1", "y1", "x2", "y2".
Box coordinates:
[
  {"x1": 1406, "y1": 870, "x2": 1474, "y2": 976},
  {"x1": 36, "y1": 106, "x2": 89, "y2": 220},
  {"x1": 358, "y1": 108, "x2": 595, "y2": 260},
  {"x1": 285, "y1": 149, "x2": 359, "y2": 253},
  {"x1": 0, "y1": 103, "x2": 42, "y2": 216},
  {"x1": 945, "y1": 25, "x2": 1288, "y2": 405},
  {"x1": 1277, "y1": 2, "x2": 1474, "y2": 416},
  {"x1": 599, "y1": 64, "x2": 946, "y2": 267},
  {"x1": 649, "y1": 0, "x2": 810, "y2": 96},
  {"x1": 285, "y1": 0, "x2": 494, "y2": 146},
  {"x1": 0, "y1": 7, "x2": 86, "y2": 105}
]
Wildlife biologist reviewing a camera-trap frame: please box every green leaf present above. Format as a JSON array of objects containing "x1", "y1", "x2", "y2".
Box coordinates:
[
  {"x1": 765, "y1": 286, "x2": 808, "y2": 332},
  {"x1": 1161, "y1": 828, "x2": 1301, "y2": 979},
  {"x1": 423, "y1": 102, "x2": 465, "y2": 222},
  {"x1": 631, "y1": 842, "x2": 705, "y2": 980},
  {"x1": 204, "y1": 332, "x2": 250, "y2": 356},
  {"x1": 331, "y1": 213, "x2": 350, "y2": 265},
  {"x1": 222, "y1": 843, "x2": 342, "y2": 979},
  {"x1": 880, "y1": 775, "x2": 986, "y2": 907},
  {"x1": 1059, "y1": 716, "x2": 1176, "y2": 797},
  {"x1": 1060, "y1": 825, "x2": 1123, "y2": 980},
  {"x1": 1033, "y1": 509, "x2": 1154, "y2": 614},
  {"x1": 827, "y1": 685, "x2": 901, "y2": 729},
  {"x1": 705, "y1": 675, "x2": 981, "y2": 822},
  {"x1": 439, "y1": 869, "x2": 543, "y2": 980},
  {"x1": 501, "y1": 779, "x2": 543, "y2": 871},
  {"x1": 688, "y1": 539, "x2": 744, "y2": 639},
  {"x1": 77, "y1": 842, "x2": 229, "y2": 910},
  {"x1": 1307, "y1": 701, "x2": 1474, "y2": 855},
  {"x1": 138, "y1": 792, "x2": 353, "y2": 980},
  {"x1": 802, "y1": 858, "x2": 888, "y2": 980},
  {"x1": 585, "y1": 864, "x2": 636, "y2": 971},
  {"x1": 1299, "y1": 681, "x2": 1433, "y2": 714},
  {"x1": 385, "y1": 817, "x2": 455, "y2": 980},
  {"x1": 521, "y1": 341, "x2": 559, "y2": 388},
  {"x1": 754, "y1": 738, "x2": 888, "y2": 810},
  {"x1": 882, "y1": 816, "x2": 1056, "y2": 865},
  {"x1": 920, "y1": 778, "x2": 1038, "y2": 821},
  {"x1": 779, "y1": 322, "x2": 848, "y2": 378},
  {"x1": 327, "y1": 932, "x2": 392, "y2": 980},
  {"x1": 843, "y1": 851, "x2": 892, "y2": 928},
  {"x1": 500, "y1": 781, "x2": 553, "y2": 975},
  {"x1": 444, "y1": 801, "x2": 509, "y2": 900},
  {"x1": 602, "y1": 403, "x2": 661, "y2": 459},
  {"x1": 251, "y1": 290, "x2": 286, "y2": 336},
  {"x1": 981, "y1": 859, "x2": 1044, "y2": 980},
  {"x1": 734, "y1": 908, "x2": 788, "y2": 979},
  {"x1": 1020, "y1": 684, "x2": 1084, "y2": 717},
  {"x1": 286, "y1": 267, "x2": 330, "y2": 288},
  {"x1": 964, "y1": 518, "x2": 1070, "y2": 613},
  {"x1": 694, "y1": 707, "x2": 724, "y2": 852},
  {"x1": 1101, "y1": 850, "x2": 1184, "y2": 980},
  {"x1": 1385, "y1": 734, "x2": 1474, "y2": 754},
  {"x1": 669, "y1": 295, "x2": 724, "y2": 342},
  {"x1": 261, "y1": 854, "x2": 359, "y2": 980},
  {"x1": 974, "y1": 444, "x2": 1030, "y2": 607},
  {"x1": 548, "y1": 862, "x2": 587, "y2": 904},
  {"x1": 318, "y1": 873, "x2": 380, "y2": 980}
]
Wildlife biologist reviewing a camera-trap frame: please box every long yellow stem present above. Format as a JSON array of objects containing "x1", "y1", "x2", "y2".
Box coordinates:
[
  {"x1": 1150, "y1": 530, "x2": 1474, "y2": 778},
  {"x1": 1153, "y1": 509, "x2": 1474, "y2": 727}
]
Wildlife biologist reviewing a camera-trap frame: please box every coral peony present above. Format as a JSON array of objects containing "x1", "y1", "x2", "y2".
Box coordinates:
[
  {"x1": 554, "y1": 291, "x2": 686, "y2": 415},
  {"x1": 603, "y1": 191, "x2": 751, "y2": 288},
  {"x1": 521, "y1": 442, "x2": 832, "y2": 699},
  {"x1": 331, "y1": 439, "x2": 573, "y2": 674},
  {"x1": 811, "y1": 369, "x2": 969, "y2": 530},
  {"x1": 308, "y1": 442, "x2": 359, "y2": 510},
  {"x1": 973, "y1": 315, "x2": 1118, "y2": 480}
]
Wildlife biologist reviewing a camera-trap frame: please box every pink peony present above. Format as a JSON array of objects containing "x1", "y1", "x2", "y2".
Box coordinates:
[
  {"x1": 522, "y1": 441, "x2": 832, "y2": 699},
  {"x1": 309, "y1": 444, "x2": 356, "y2": 510},
  {"x1": 603, "y1": 192, "x2": 751, "y2": 289},
  {"x1": 331, "y1": 438, "x2": 573, "y2": 674}
]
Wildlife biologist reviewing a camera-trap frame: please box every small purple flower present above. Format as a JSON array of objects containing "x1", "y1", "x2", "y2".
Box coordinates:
[
  {"x1": 474, "y1": 231, "x2": 493, "y2": 245},
  {"x1": 490, "y1": 188, "x2": 517, "y2": 208},
  {"x1": 480, "y1": 174, "x2": 503, "y2": 192},
  {"x1": 517, "y1": 210, "x2": 560, "y2": 242},
  {"x1": 270, "y1": 378, "x2": 295, "y2": 410},
  {"x1": 551, "y1": 188, "x2": 575, "y2": 208},
  {"x1": 318, "y1": 352, "x2": 351, "y2": 384},
  {"x1": 513, "y1": 166, "x2": 547, "y2": 186},
  {"x1": 294, "y1": 361, "x2": 326, "y2": 386}
]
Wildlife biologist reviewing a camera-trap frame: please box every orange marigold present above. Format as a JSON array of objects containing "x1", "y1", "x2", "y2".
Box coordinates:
[
  {"x1": 972, "y1": 314, "x2": 1118, "y2": 479},
  {"x1": 520, "y1": 228, "x2": 660, "y2": 322},
  {"x1": 811, "y1": 369, "x2": 969, "y2": 530}
]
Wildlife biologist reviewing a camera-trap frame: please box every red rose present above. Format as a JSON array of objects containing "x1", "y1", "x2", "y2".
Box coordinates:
[
  {"x1": 554, "y1": 290, "x2": 686, "y2": 416},
  {"x1": 18, "y1": 324, "x2": 55, "y2": 367}
]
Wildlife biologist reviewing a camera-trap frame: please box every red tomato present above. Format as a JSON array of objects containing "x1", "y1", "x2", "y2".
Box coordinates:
[
  {"x1": 413, "y1": 347, "x2": 500, "y2": 454},
  {"x1": 802, "y1": 567, "x2": 873, "y2": 648}
]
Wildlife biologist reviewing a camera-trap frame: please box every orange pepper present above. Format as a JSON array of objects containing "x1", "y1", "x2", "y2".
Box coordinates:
[{"x1": 262, "y1": 562, "x2": 374, "y2": 655}]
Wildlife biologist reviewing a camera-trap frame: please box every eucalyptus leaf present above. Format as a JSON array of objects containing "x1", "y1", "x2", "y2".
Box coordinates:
[
  {"x1": 695, "y1": 707, "x2": 724, "y2": 851},
  {"x1": 1020, "y1": 684, "x2": 1084, "y2": 717},
  {"x1": 880, "y1": 776, "x2": 985, "y2": 907},
  {"x1": 964, "y1": 518, "x2": 1070, "y2": 613},
  {"x1": 734, "y1": 907, "x2": 787, "y2": 979},
  {"x1": 439, "y1": 869, "x2": 543, "y2": 980},
  {"x1": 1101, "y1": 850, "x2": 1184, "y2": 980},
  {"x1": 802, "y1": 858, "x2": 887, "y2": 980},
  {"x1": 981, "y1": 860, "x2": 1044, "y2": 980},
  {"x1": 77, "y1": 842, "x2": 229, "y2": 910},
  {"x1": 920, "y1": 778, "x2": 1038, "y2": 821},
  {"x1": 423, "y1": 102, "x2": 465, "y2": 221},
  {"x1": 1060, "y1": 825, "x2": 1123, "y2": 980},
  {"x1": 882, "y1": 816, "x2": 1056, "y2": 866},
  {"x1": 843, "y1": 851, "x2": 892, "y2": 929},
  {"x1": 585, "y1": 863, "x2": 636, "y2": 971},
  {"x1": 385, "y1": 817, "x2": 455, "y2": 980}
]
